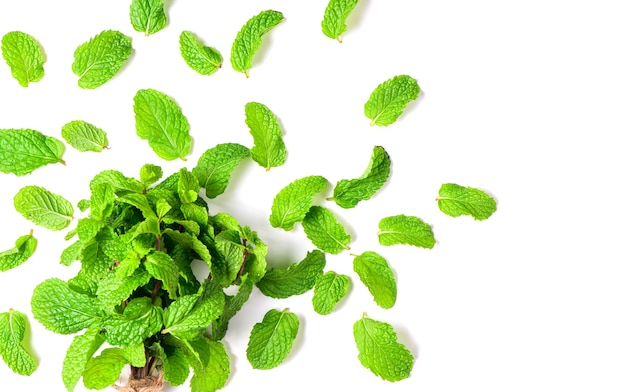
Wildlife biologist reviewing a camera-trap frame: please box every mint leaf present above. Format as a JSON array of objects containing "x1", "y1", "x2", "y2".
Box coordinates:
[
  {"x1": 0, "y1": 309, "x2": 36, "y2": 376},
  {"x1": 90, "y1": 170, "x2": 145, "y2": 196},
  {"x1": 139, "y1": 163, "x2": 163, "y2": 187},
  {"x1": 365, "y1": 75, "x2": 420, "y2": 126},
  {"x1": 437, "y1": 183, "x2": 497, "y2": 220},
  {"x1": 178, "y1": 167, "x2": 200, "y2": 204},
  {"x1": 31, "y1": 278, "x2": 103, "y2": 334},
  {"x1": 245, "y1": 102, "x2": 287, "y2": 171},
  {"x1": 312, "y1": 271, "x2": 350, "y2": 315},
  {"x1": 96, "y1": 269, "x2": 152, "y2": 311},
  {"x1": 150, "y1": 342, "x2": 189, "y2": 387},
  {"x1": 353, "y1": 314, "x2": 414, "y2": 381},
  {"x1": 180, "y1": 31, "x2": 222, "y2": 76},
  {"x1": 130, "y1": 0, "x2": 167, "y2": 36},
  {"x1": 14, "y1": 186, "x2": 74, "y2": 231},
  {"x1": 212, "y1": 274, "x2": 254, "y2": 341},
  {"x1": 0, "y1": 231, "x2": 37, "y2": 272},
  {"x1": 134, "y1": 88, "x2": 192, "y2": 161},
  {"x1": 102, "y1": 297, "x2": 163, "y2": 346},
  {"x1": 1, "y1": 31, "x2": 45, "y2": 87},
  {"x1": 269, "y1": 175, "x2": 328, "y2": 231},
  {"x1": 353, "y1": 251, "x2": 396, "y2": 309},
  {"x1": 256, "y1": 250, "x2": 326, "y2": 299},
  {"x1": 378, "y1": 214, "x2": 435, "y2": 249},
  {"x1": 302, "y1": 206, "x2": 351, "y2": 254},
  {"x1": 321, "y1": 0, "x2": 360, "y2": 42},
  {"x1": 62, "y1": 325, "x2": 105, "y2": 392},
  {"x1": 246, "y1": 308, "x2": 299, "y2": 370},
  {"x1": 72, "y1": 30, "x2": 132, "y2": 89},
  {"x1": 0, "y1": 129, "x2": 65, "y2": 176},
  {"x1": 145, "y1": 251, "x2": 180, "y2": 300},
  {"x1": 230, "y1": 10, "x2": 284, "y2": 77},
  {"x1": 61, "y1": 120, "x2": 109, "y2": 152},
  {"x1": 192, "y1": 143, "x2": 250, "y2": 198},
  {"x1": 186, "y1": 338, "x2": 230, "y2": 392},
  {"x1": 82, "y1": 348, "x2": 128, "y2": 390},
  {"x1": 331, "y1": 145, "x2": 391, "y2": 208}
]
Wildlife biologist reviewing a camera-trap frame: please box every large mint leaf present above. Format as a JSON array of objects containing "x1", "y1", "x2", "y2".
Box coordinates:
[
  {"x1": 364, "y1": 75, "x2": 420, "y2": 126},
  {"x1": 179, "y1": 31, "x2": 222, "y2": 76},
  {"x1": 302, "y1": 206, "x2": 351, "y2": 254},
  {"x1": 0, "y1": 231, "x2": 37, "y2": 272},
  {"x1": 269, "y1": 175, "x2": 328, "y2": 231},
  {"x1": 312, "y1": 271, "x2": 350, "y2": 315},
  {"x1": 0, "y1": 309, "x2": 36, "y2": 376},
  {"x1": 0, "y1": 129, "x2": 65, "y2": 176},
  {"x1": 192, "y1": 143, "x2": 250, "y2": 198},
  {"x1": 130, "y1": 0, "x2": 167, "y2": 36},
  {"x1": 82, "y1": 348, "x2": 128, "y2": 390},
  {"x1": 1, "y1": 31, "x2": 45, "y2": 87},
  {"x1": 230, "y1": 10, "x2": 284, "y2": 77},
  {"x1": 437, "y1": 183, "x2": 497, "y2": 220},
  {"x1": 150, "y1": 342, "x2": 189, "y2": 387},
  {"x1": 62, "y1": 325, "x2": 105, "y2": 392},
  {"x1": 14, "y1": 186, "x2": 74, "y2": 231},
  {"x1": 102, "y1": 297, "x2": 163, "y2": 346},
  {"x1": 96, "y1": 269, "x2": 151, "y2": 311},
  {"x1": 321, "y1": 0, "x2": 360, "y2": 42},
  {"x1": 246, "y1": 309, "x2": 299, "y2": 370},
  {"x1": 61, "y1": 120, "x2": 109, "y2": 153},
  {"x1": 353, "y1": 315, "x2": 414, "y2": 381},
  {"x1": 378, "y1": 214, "x2": 435, "y2": 249},
  {"x1": 163, "y1": 282, "x2": 225, "y2": 340},
  {"x1": 184, "y1": 337, "x2": 230, "y2": 392},
  {"x1": 245, "y1": 102, "x2": 287, "y2": 171},
  {"x1": 134, "y1": 88, "x2": 192, "y2": 161},
  {"x1": 353, "y1": 251, "x2": 396, "y2": 309},
  {"x1": 256, "y1": 250, "x2": 326, "y2": 299},
  {"x1": 72, "y1": 30, "x2": 132, "y2": 89}
]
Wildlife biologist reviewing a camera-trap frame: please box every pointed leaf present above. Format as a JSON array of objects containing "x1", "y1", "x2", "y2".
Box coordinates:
[
  {"x1": 246, "y1": 309, "x2": 299, "y2": 370},
  {"x1": 62, "y1": 325, "x2": 105, "y2": 392},
  {"x1": 0, "y1": 129, "x2": 65, "y2": 176},
  {"x1": 130, "y1": 0, "x2": 167, "y2": 36},
  {"x1": 61, "y1": 120, "x2": 109, "y2": 152},
  {"x1": 72, "y1": 30, "x2": 132, "y2": 89},
  {"x1": 192, "y1": 143, "x2": 250, "y2": 198},
  {"x1": 245, "y1": 102, "x2": 286, "y2": 171},
  {"x1": 256, "y1": 250, "x2": 326, "y2": 299},
  {"x1": 353, "y1": 251, "x2": 396, "y2": 309},
  {"x1": 312, "y1": 271, "x2": 350, "y2": 315},
  {"x1": 1, "y1": 31, "x2": 45, "y2": 86},
  {"x1": 269, "y1": 175, "x2": 328, "y2": 231},
  {"x1": 0, "y1": 231, "x2": 37, "y2": 272},
  {"x1": 321, "y1": 0, "x2": 360, "y2": 42},
  {"x1": 0, "y1": 309, "x2": 36, "y2": 376},
  {"x1": 179, "y1": 30, "x2": 222, "y2": 76},
  {"x1": 14, "y1": 185, "x2": 73, "y2": 231},
  {"x1": 437, "y1": 183, "x2": 497, "y2": 220},
  {"x1": 365, "y1": 75, "x2": 420, "y2": 126},
  {"x1": 302, "y1": 206, "x2": 351, "y2": 254},
  {"x1": 378, "y1": 214, "x2": 435, "y2": 249}
]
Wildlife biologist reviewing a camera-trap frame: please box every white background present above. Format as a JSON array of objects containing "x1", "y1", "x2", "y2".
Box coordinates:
[{"x1": 1, "y1": 1, "x2": 625, "y2": 391}]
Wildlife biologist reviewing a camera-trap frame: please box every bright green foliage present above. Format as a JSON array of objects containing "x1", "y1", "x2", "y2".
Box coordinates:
[
  {"x1": 62, "y1": 325, "x2": 105, "y2": 392},
  {"x1": 124, "y1": 343, "x2": 148, "y2": 367},
  {"x1": 130, "y1": 0, "x2": 167, "y2": 36},
  {"x1": 256, "y1": 250, "x2": 326, "y2": 298},
  {"x1": 302, "y1": 206, "x2": 351, "y2": 254},
  {"x1": 82, "y1": 348, "x2": 129, "y2": 390},
  {"x1": 192, "y1": 143, "x2": 250, "y2": 198},
  {"x1": 230, "y1": 10, "x2": 284, "y2": 77},
  {"x1": 96, "y1": 269, "x2": 151, "y2": 310},
  {"x1": 139, "y1": 163, "x2": 163, "y2": 187},
  {"x1": 353, "y1": 314, "x2": 414, "y2": 381},
  {"x1": 90, "y1": 170, "x2": 145, "y2": 195},
  {"x1": 269, "y1": 175, "x2": 328, "y2": 230},
  {"x1": 312, "y1": 271, "x2": 350, "y2": 315},
  {"x1": 364, "y1": 75, "x2": 420, "y2": 126},
  {"x1": 61, "y1": 120, "x2": 108, "y2": 152},
  {"x1": 102, "y1": 297, "x2": 164, "y2": 346},
  {"x1": 178, "y1": 168, "x2": 200, "y2": 204},
  {"x1": 72, "y1": 30, "x2": 132, "y2": 89},
  {"x1": 212, "y1": 275, "x2": 254, "y2": 341},
  {"x1": 246, "y1": 309, "x2": 299, "y2": 369},
  {"x1": 353, "y1": 251, "x2": 396, "y2": 309},
  {"x1": 0, "y1": 129, "x2": 65, "y2": 176},
  {"x1": 378, "y1": 214, "x2": 435, "y2": 249},
  {"x1": 179, "y1": 31, "x2": 223, "y2": 76},
  {"x1": 0, "y1": 309, "x2": 36, "y2": 376},
  {"x1": 134, "y1": 88, "x2": 192, "y2": 161},
  {"x1": 245, "y1": 102, "x2": 287, "y2": 171},
  {"x1": 150, "y1": 342, "x2": 189, "y2": 386},
  {"x1": 1, "y1": 31, "x2": 45, "y2": 87},
  {"x1": 321, "y1": 0, "x2": 360, "y2": 42},
  {"x1": 437, "y1": 183, "x2": 497, "y2": 220},
  {"x1": 0, "y1": 231, "x2": 37, "y2": 272},
  {"x1": 14, "y1": 186, "x2": 74, "y2": 231},
  {"x1": 331, "y1": 145, "x2": 391, "y2": 208},
  {"x1": 183, "y1": 337, "x2": 230, "y2": 392}
]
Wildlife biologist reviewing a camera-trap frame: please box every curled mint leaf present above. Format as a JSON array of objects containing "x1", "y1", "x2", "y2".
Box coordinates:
[
  {"x1": 1, "y1": 31, "x2": 45, "y2": 87},
  {"x1": 230, "y1": 10, "x2": 284, "y2": 77},
  {"x1": 365, "y1": 75, "x2": 420, "y2": 126},
  {"x1": 179, "y1": 30, "x2": 222, "y2": 76},
  {"x1": 0, "y1": 129, "x2": 65, "y2": 176},
  {"x1": 0, "y1": 230, "x2": 37, "y2": 272},
  {"x1": 130, "y1": 0, "x2": 167, "y2": 36},
  {"x1": 269, "y1": 175, "x2": 328, "y2": 231},
  {"x1": 378, "y1": 214, "x2": 435, "y2": 249},
  {"x1": 192, "y1": 143, "x2": 250, "y2": 198},
  {"x1": 72, "y1": 30, "x2": 132, "y2": 89},
  {"x1": 14, "y1": 186, "x2": 74, "y2": 231},
  {"x1": 139, "y1": 163, "x2": 163, "y2": 187},
  {"x1": 185, "y1": 337, "x2": 230, "y2": 392},
  {"x1": 321, "y1": 0, "x2": 360, "y2": 42},
  {"x1": 61, "y1": 120, "x2": 109, "y2": 152},
  {"x1": 437, "y1": 183, "x2": 497, "y2": 220},
  {"x1": 302, "y1": 206, "x2": 351, "y2": 254},
  {"x1": 245, "y1": 102, "x2": 287, "y2": 171},
  {"x1": 256, "y1": 250, "x2": 326, "y2": 298},
  {"x1": 312, "y1": 271, "x2": 350, "y2": 315},
  {"x1": 353, "y1": 251, "x2": 396, "y2": 309},
  {"x1": 246, "y1": 308, "x2": 299, "y2": 370},
  {"x1": 0, "y1": 309, "x2": 36, "y2": 376}
]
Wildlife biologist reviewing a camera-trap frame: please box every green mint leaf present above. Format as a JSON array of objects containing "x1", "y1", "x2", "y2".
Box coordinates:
[
  {"x1": 89, "y1": 183, "x2": 115, "y2": 222},
  {"x1": 150, "y1": 342, "x2": 189, "y2": 387},
  {"x1": 321, "y1": 0, "x2": 360, "y2": 42},
  {"x1": 102, "y1": 297, "x2": 163, "y2": 346},
  {"x1": 145, "y1": 251, "x2": 180, "y2": 300},
  {"x1": 364, "y1": 75, "x2": 420, "y2": 126},
  {"x1": 130, "y1": 0, "x2": 167, "y2": 36},
  {"x1": 230, "y1": 10, "x2": 284, "y2": 77},
  {"x1": 82, "y1": 348, "x2": 128, "y2": 390},
  {"x1": 0, "y1": 129, "x2": 65, "y2": 176},
  {"x1": 353, "y1": 314, "x2": 414, "y2": 381},
  {"x1": 211, "y1": 230, "x2": 246, "y2": 287},
  {"x1": 90, "y1": 170, "x2": 145, "y2": 196},
  {"x1": 178, "y1": 167, "x2": 200, "y2": 204},
  {"x1": 31, "y1": 278, "x2": 103, "y2": 334},
  {"x1": 256, "y1": 250, "x2": 326, "y2": 299},
  {"x1": 246, "y1": 308, "x2": 299, "y2": 370},
  {"x1": 192, "y1": 143, "x2": 250, "y2": 198},
  {"x1": 245, "y1": 102, "x2": 287, "y2": 171},
  {"x1": 0, "y1": 231, "x2": 37, "y2": 272},
  {"x1": 312, "y1": 271, "x2": 350, "y2": 315},
  {"x1": 0, "y1": 309, "x2": 36, "y2": 376},
  {"x1": 76, "y1": 218, "x2": 104, "y2": 243},
  {"x1": 62, "y1": 325, "x2": 105, "y2": 392},
  {"x1": 188, "y1": 338, "x2": 230, "y2": 392},
  {"x1": 134, "y1": 88, "x2": 192, "y2": 161},
  {"x1": 163, "y1": 282, "x2": 225, "y2": 340},
  {"x1": 96, "y1": 269, "x2": 151, "y2": 311},
  {"x1": 302, "y1": 206, "x2": 351, "y2": 254},
  {"x1": 1, "y1": 31, "x2": 45, "y2": 87},
  {"x1": 14, "y1": 185, "x2": 74, "y2": 231},
  {"x1": 60, "y1": 240, "x2": 82, "y2": 267},
  {"x1": 331, "y1": 145, "x2": 391, "y2": 208},
  {"x1": 119, "y1": 193, "x2": 158, "y2": 220},
  {"x1": 72, "y1": 30, "x2": 132, "y2": 89},
  {"x1": 269, "y1": 175, "x2": 328, "y2": 231},
  {"x1": 61, "y1": 120, "x2": 109, "y2": 152},
  {"x1": 139, "y1": 163, "x2": 163, "y2": 187},
  {"x1": 123, "y1": 343, "x2": 147, "y2": 367},
  {"x1": 353, "y1": 251, "x2": 396, "y2": 309},
  {"x1": 378, "y1": 214, "x2": 436, "y2": 249},
  {"x1": 437, "y1": 183, "x2": 497, "y2": 220},
  {"x1": 212, "y1": 274, "x2": 254, "y2": 341},
  {"x1": 179, "y1": 30, "x2": 223, "y2": 76}
]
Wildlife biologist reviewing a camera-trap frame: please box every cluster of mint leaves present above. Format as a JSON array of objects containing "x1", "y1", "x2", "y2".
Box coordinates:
[{"x1": 0, "y1": 0, "x2": 498, "y2": 391}]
